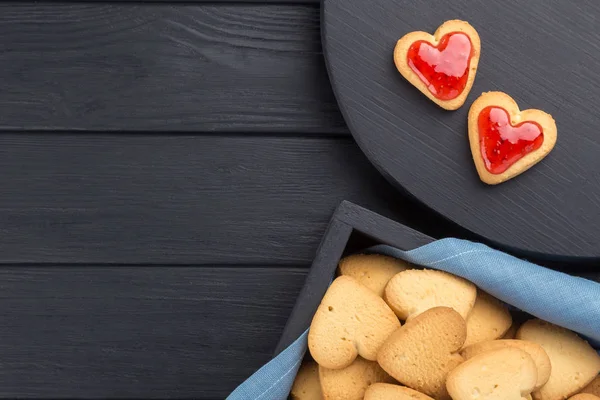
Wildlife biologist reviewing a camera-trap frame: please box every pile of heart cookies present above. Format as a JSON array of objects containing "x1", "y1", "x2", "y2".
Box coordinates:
[
  {"x1": 393, "y1": 20, "x2": 557, "y2": 185},
  {"x1": 290, "y1": 254, "x2": 600, "y2": 400}
]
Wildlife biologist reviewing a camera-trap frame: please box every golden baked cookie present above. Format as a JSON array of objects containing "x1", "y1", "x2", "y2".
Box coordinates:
[
  {"x1": 517, "y1": 319, "x2": 600, "y2": 400},
  {"x1": 394, "y1": 20, "x2": 481, "y2": 110},
  {"x1": 447, "y1": 347, "x2": 538, "y2": 400},
  {"x1": 338, "y1": 254, "x2": 410, "y2": 297},
  {"x1": 569, "y1": 395, "x2": 600, "y2": 400},
  {"x1": 290, "y1": 360, "x2": 323, "y2": 400},
  {"x1": 468, "y1": 91, "x2": 557, "y2": 185},
  {"x1": 384, "y1": 269, "x2": 476, "y2": 321},
  {"x1": 377, "y1": 307, "x2": 466, "y2": 400},
  {"x1": 319, "y1": 357, "x2": 391, "y2": 400},
  {"x1": 364, "y1": 383, "x2": 434, "y2": 400},
  {"x1": 502, "y1": 321, "x2": 520, "y2": 339},
  {"x1": 463, "y1": 290, "x2": 512, "y2": 348},
  {"x1": 460, "y1": 339, "x2": 551, "y2": 390},
  {"x1": 308, "y1": 276, "x2": 400, "y2": 369},
  {"x1": 581, "y1": 375, "x2": 600, "y2": 397}
]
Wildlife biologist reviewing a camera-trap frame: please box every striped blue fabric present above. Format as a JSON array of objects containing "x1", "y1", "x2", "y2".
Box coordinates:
[{"x1": 227, "y1": 238, "x2": 600, "y2": 400}]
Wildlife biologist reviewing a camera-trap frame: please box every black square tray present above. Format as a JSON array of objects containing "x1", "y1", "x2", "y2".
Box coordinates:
[
  {"x1": 274, "y1": 200, "x2": 434, "y2": 355},
  {"x1": 274, "y1": 200, "x2": 599, "y2": 355}
]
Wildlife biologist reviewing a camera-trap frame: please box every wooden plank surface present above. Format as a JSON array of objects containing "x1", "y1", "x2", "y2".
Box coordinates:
[
  {"x1": 0, "y1": 3, "x2": 344, "y2": 133},
  {"x1": 0, "y1": 2, "x2": 472, "y2": 399},
  {"x1": 0, "y1": 134, "x2": 453, "y2": 265},
  {"x1": 0, "y1": 266, "x2": 307, "y2": 398}
]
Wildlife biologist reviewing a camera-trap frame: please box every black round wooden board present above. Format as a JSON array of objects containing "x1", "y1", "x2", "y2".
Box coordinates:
[{"x1": 322, "y1": 0, "x2": 600, "y2": 260}]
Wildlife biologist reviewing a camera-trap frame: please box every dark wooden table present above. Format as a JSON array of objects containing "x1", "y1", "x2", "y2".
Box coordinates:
[{"x1": 0, "y1": 2, "x2": 468, "y2": 398}]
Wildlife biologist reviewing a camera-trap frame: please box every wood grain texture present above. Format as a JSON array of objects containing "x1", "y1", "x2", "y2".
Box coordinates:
[
  {"x1": 276, "y1": 216, "x2": 353, "y2": 353},
  {"x1": 0, "y1": 3, "x2": 344, "y2": 133},
  {"x1": 0, "y1": 266, "x2": 307, "y2": 398},
  {"x1": 323, "y1": 0, "x2": 600, "y2": 259},
  {"x1": 0, "y1": 134, "x2": 455, "y2": 265}
]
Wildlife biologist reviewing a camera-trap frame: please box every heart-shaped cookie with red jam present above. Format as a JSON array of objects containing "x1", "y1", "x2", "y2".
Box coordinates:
[
  {"x1": 468, "y1": 92, "x2": 557, "y2": 185},
  {"x1": 394, "y1": 20, "x2": 481, "y2": 110}
]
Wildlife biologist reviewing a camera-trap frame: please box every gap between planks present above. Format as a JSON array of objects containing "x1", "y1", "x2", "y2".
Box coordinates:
[
  {"x1": 0, "y1": 133, "x2": 453, "y2": 265},
  {"x1": 0, "y1": 265, "x2": 308, "y2": 399}
]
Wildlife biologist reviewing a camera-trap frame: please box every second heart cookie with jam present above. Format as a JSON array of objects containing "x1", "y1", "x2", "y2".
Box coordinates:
[
  {"x1": 394, "y1": 20, "x2": 481, "y2": 110},
  {"x1": 468, "y1": 91, "x2": 558, "y2": 185}
]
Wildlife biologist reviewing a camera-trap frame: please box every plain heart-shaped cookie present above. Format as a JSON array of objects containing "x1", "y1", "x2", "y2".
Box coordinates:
[
  {"x1": 581, "y1": 375, "x2": 600, "y2": 397},
  {"x1": 290, "y1": 360, "x2": 323, "y2": 400},
  {"x1": 570, "y1": 395, "x2": 600, "y2": 400},
  {"x1": 308, "y1": 276, "x2": 400, "y2": 369},
  {"x1": 338, "y1": 254, "x2": 411, "y2": 297},
  {"x1": 364, "y1": 383, "x2": 434, "y2": 400},
  {"x1": 377, "y1": 307, "x2": 466, "y2": 399},
  {"x1": 468, "y1": 91, "x2": 557, "y2": 185},
  {"x1": 384, "y1": 269, "x2": 476, "y2": 321},
  {"x1": 447, "y1": 347, "x2": 538, "y2": 400},
  {"x1": 502, "y1": 322, "x2": 520, "y2": 339},
  {"x1": 463, "y1": 291, "x2": 513, "y2": 348},
  {"x1": 516, "y1": 319, "x2": 600, "y2": 400},
  {"x1": 461, "y1": 339, "x2": 551, "y2": 390},
  {"x1": 394, "y1": 19, "x2": 481, "y2": 110},
  {"x1": 319, "y1": 357, "x2": 392, "y2": 400}
]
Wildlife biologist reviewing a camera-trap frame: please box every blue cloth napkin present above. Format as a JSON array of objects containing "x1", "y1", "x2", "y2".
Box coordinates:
[{"x1": 227, "y1": 238, "x2": 600, "y2": 400}]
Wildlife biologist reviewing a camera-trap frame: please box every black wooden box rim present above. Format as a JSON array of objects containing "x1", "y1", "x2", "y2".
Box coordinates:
[
  {"x1": 274, "y1": 200, "x2": 435, "y2": 355},
  {"x1": 274, "y1": 200, "x2": 599, "y2": 357}
]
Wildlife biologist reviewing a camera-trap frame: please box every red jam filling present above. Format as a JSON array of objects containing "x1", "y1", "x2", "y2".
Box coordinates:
[
  {"x1": 478, "y1": 106, "x2": 544, "y2": 174},
  {"x1": 407, "y1": 32, "x2": 473, "y2": 100}
]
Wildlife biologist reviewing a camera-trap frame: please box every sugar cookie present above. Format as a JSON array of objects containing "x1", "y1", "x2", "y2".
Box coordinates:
[
  {"x1": 569, "y1": 395, "x2": 600, "y2": 400},
  {"x1": 447, "y1": 347, "x2": 537, "y2": 400},
  {"x1": 517, "y1": 319, "x2": 600, "y2": 400},
  {"x1": 394, "y1": 20, "x2": 480, "y2": 110},
  {"x1": 463, "y1": 291, "x2": 512, "y2": 347},
  {"x1": 364, "y1": 383, "x2": 434, "y2": 400},
  {"x1": 384, "y1": 269, "x2": 476, "y2": 320},
  {"x1": 377, "y1": 307, "x2": 466, "y2": 399},
  {"x1": 338, "y1": 254, "x2": 410, "y2": 297},
  {"x1": 502, "y1": 321, "x2": 520, "y2": 339},
  {"x1": 581, "y1": 375, "x2": 600, "y2": 397},
  {"x1": 308, "y1": 276, "x2": 400, "y2": 369},
  {"x1": 461, "y1": 339, "x2": 551, "y2": 390},
  {"x1": 291, "y1": 360, "x2": 323, "y2": 400},
  {"x1": 468, "y1": 91, "x2": 557, "y2": 185},
  {"x1": 319, "y1": 357, "x2": 391, "y2": 400}
]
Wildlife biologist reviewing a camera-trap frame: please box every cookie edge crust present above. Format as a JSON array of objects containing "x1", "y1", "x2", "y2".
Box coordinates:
[{"x1": 468, "y1": 91, "x2": 557, "y2": 185}]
